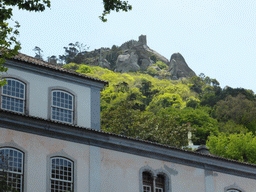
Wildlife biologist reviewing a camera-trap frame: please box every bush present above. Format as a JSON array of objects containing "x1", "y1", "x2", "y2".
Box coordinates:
[
  {"x1": 153, "y1": 61, "x2": 168, "y2": 70},
  {"x1": 62, "y1": 63, "x2": 80, "y2": 71},
  {"x1": 76, "y1": 65, "x2": 92, "y2": 74},
  {"x1": 207, "y1": 132, "x2": 256, "y2": 164},
  {"x1": 146, "y1": 66, "x2": 159, "y2": 76}
]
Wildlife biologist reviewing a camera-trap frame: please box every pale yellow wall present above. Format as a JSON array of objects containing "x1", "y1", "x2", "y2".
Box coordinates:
[
  {"x1": 100, "y1": 147, "x2": 206, "y2": 192},
  {"x1": 100, "y1": 147, "x2": 141, "y2": 192},
  {"x1": 0, "y1": 128, "x2": 90, "y2": 192},
  {"x1": 99, "y1": 147, "x2": 256, "y2": 192},
  {"x1": 214, "y1": 172, "x2": 255, "y2": 192},
  {"x1": 1, "y1": 127, "x2": 255, "y2": 192}
]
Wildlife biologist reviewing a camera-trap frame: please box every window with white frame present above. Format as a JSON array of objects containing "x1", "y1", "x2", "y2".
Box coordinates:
[
  {"x1": 51, "y1": 90, "x2": 74, "y2": 124},
  {"x1": 0, "y1": 148, "x2": 24, "y2": 192},
  {"x1": 143, "y1": 172, "x2": 165, "y2": 192},
  {"x1": 50, "y1": 157, "x2": 73, "y2": 192},
  {"x1": 1, "y1": 79, "x2": 25, "y2": 113}
]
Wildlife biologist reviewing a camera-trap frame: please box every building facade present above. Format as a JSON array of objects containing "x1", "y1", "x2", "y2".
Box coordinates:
[{"x1": 0, "y1": 53, "x2": 255, "y2": 192}]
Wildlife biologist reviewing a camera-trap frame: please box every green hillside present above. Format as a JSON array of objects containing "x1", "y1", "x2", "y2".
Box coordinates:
[{"x1": 64, "y1": 63, "x2": 256, "y2": 164}]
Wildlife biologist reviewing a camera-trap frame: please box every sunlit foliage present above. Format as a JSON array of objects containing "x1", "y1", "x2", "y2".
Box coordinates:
[
  {"x1": 207, "y1": 132, "x2": 256, "y2": 164},
  {"x1": 65, "y1": 64, "x2": 256, "y2": 157}
]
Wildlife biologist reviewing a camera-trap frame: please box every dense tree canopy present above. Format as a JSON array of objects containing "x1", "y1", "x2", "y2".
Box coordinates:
[
  {"x1": 62, "y1": 64, "x2": 255, "y2": 151},
  {"x1": 62, "y1": 63, "x2": 256, "y2": 165},
  {"x1": 207, "y1": 132, "x2": 256, "y2": 164},
  {"x1": 214, "y1": 94, "x2": 256, "y2": 133},
  {"x1": 101, "y1": 100, "x2": 192, "y2": 147}
]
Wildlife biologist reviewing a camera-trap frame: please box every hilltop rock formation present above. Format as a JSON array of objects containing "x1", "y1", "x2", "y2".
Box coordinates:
[
  {"x1": 115, "y1": 35, "x2": 153, "y2": 72},
  {"x1": 115, "y1": 52, "x2": 140, "y2": 72},
  {"x1": 168, "y1": 53, "x2": 196, "y2": 80},
  {"x1": 81, "y1": 35, "x2": 196, "y2": 80}
]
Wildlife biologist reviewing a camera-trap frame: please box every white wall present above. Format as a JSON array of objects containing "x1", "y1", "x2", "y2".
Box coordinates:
[{"x1": 5, "y1": 66, "x2": 91, "y2": 128}]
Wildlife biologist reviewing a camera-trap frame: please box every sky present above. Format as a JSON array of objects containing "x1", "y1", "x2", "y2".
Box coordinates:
[{"x1": 10, "y1": 0, "x2": 256, "y2": 93}]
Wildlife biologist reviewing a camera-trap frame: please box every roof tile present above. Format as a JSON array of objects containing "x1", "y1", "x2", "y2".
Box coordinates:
[{"x1": 11, "y1": 52, "x2": 108, "y2": 85}]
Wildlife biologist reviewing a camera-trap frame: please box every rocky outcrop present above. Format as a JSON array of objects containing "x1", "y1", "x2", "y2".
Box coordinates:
[
  {"x1": 168, "y1": 53, "x2": 196, "y2": 80},
  {"x1": 81, "y1": 35, "x2": 196, "y2": 80},
  {"x1": 115, "y1": 52, "x2": 140, "y2": 72},
  {"x1": 115, "y1": 36, "x2": 153, "y2": 72},
  {"x1": 85, "y1": 57, "x2": 111, "y2": 70},
  {"x1": 99, "y1": 59, "x2": 111, "y2": 69},
  {"x1": 146, "y1": 47, "x2": 169, "y2": 64}
]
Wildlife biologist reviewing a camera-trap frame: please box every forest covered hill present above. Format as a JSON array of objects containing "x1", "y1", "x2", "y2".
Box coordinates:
[
  {"x1": 41, "y1": 35, "x2": 256, "y2": 164},
  {"x1": 63, "y1": 63, "x2": 256, "y2": 164}
]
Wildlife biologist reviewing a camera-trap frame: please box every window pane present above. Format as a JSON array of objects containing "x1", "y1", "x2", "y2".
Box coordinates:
[
  {"x1": 51, "y1": 157, "x2": 73, "y2": 192},
  {"x1": 1, "y1": 96, "x2": 25, "y2": 113},
  {"x1": 0, "y1": 148, "x2": 24, "y2": 192},
  {"x1": 156, "y1": 187, "x2": 163, "y2": 192},
  {"x1": 1, "y1": 79, "x2": 25, "y2": 113},
  {"x1": 143, "y1": 185, "x2": 151, "y2": 192},
  {"x1": 143, "y1": 172, "x2": 153, "y2": 192},
  {"x1": 51, "y1": 90, "x2": 73, "y2": 123},
  {"x1": 156, "y1": 175, "x2": 165, "y2": 187}
]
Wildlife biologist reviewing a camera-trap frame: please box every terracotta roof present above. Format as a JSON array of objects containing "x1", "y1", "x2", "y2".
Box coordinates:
[
  {"x1": 10, "y1": 52, "x2": 108, "y2": 85},
  {"x1": 1, "y1": 108, "x2": 256, "y2": 168}
]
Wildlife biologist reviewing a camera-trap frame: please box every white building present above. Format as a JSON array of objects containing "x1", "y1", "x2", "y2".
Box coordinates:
[{"x1": 0, "y1": 53, "x2": 255, "y2": 192}]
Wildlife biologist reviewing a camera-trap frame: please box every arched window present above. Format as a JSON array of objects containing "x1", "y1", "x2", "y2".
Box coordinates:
[
  {"x1": 1, "y1": 78, "x2": 26, "y2": 113},
  {"x1": 142, "y1": 171, "x2": 165, "y2": 192},
  {"x1": 50, "y1": 157, "x2": 74, "y2": 192},
  {"x1": 225, "y1": 183, "x2": 245, "y2": 192},
  {"x1": 143, "y1": 172, "x2": 153, "y2": 192},
  {"x1": 0, "y1": 147, "x2": 24, "y2": 192},
  {"x1": 155, "y1": 174, "x2": 165, "y2": 192},
  {"x1": 51, "y1": 90, "x2": 74, "y2": 124}
]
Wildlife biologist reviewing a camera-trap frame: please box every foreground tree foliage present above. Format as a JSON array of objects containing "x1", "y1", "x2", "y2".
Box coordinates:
[
  {"x1": 100, "y1": 0, "x2": 132, "y2": 22},
  {"x1": 207, "y1": 132, "x2": 256, "y2": 164}
]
